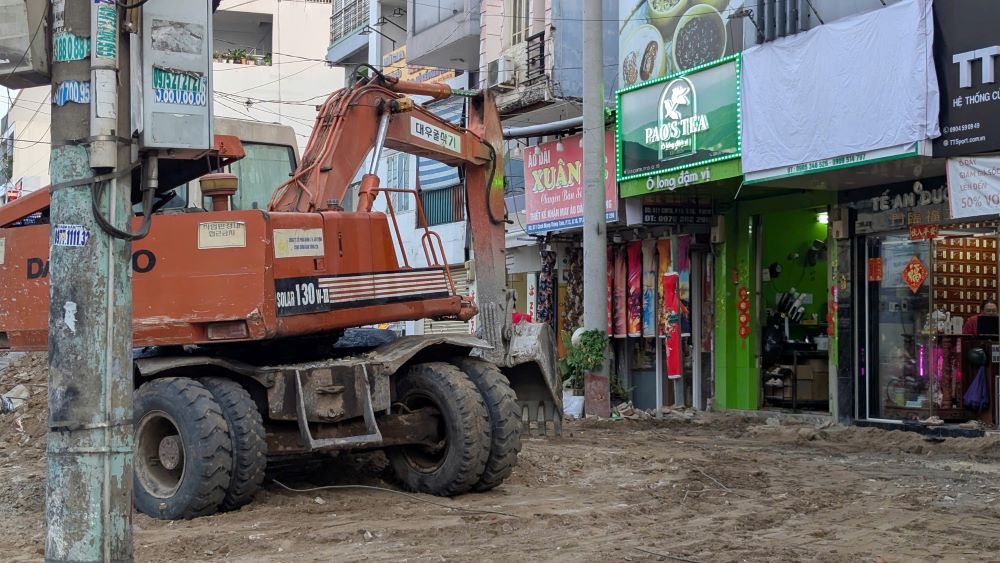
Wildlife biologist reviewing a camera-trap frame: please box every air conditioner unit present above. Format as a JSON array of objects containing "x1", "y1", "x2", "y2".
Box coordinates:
[{"x1": 487, "y1": 55, "x2": 515, "y2": 90}]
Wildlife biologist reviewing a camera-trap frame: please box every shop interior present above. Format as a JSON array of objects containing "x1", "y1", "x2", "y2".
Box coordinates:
[
  {"x1": 758, "y1": 208, "x2": 832, "y2": 412},
  {"x1": 864, "y1": 223, "x2": 999, "y2": 427}
]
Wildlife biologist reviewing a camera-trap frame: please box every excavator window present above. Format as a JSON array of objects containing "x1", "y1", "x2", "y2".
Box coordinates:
[{"x1": 225, "y1": 142, "x2": 297, "y2": 211}]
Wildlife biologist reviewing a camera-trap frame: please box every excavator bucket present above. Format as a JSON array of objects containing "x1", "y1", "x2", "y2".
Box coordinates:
[{"x1": 465, "y1": 90, "x2": 563, "y2": 435}]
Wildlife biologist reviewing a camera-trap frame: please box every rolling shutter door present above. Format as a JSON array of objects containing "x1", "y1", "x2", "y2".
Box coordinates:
[{"x1": 423, "y1": 265, "x2": 471, "y2": 335}]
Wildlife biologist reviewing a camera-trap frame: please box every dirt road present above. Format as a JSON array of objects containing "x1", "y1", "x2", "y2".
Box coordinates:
[{"x1": 2, "y1": 353, "x2": 1000, "y2": 562}]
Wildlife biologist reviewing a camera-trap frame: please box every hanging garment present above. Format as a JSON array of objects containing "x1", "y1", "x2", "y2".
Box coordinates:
[
  {"x1": 641, "y1": 239, "x2": 657, "y2": 337},
  {"x1": 626, "y1": 241, "x2": 643, "y2": 337},
  {"x1": 537, "y1": 250, "x2": 556, "y2": 328},
  {"x1": 607, "y1": 246, "x2": 614, "y2": 336},
  {"x1": 564, "y1": 246, "x2": 584, "y2": 330},
  {"x1": 677, "y1": 235, "x2": 692, "y2": 335},
  {"x1": 656, "y1": 238, "x2": 672, "y2": 336},
  {"x1": 964, "y1": 366, "x2": 990, "y2": 412},
  {"x1": 614, "y1": 246, "x2": 628, "y2": 338},
  {"x1": 662, "y1": 272, "x2": 682, "y2": 379}
]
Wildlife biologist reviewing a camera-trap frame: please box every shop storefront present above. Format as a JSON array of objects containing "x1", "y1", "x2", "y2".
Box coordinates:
[
  {"x1": 838, "y1": 180, "x2": 999, "y2": 426},
  {"x1": 728, "y1": 0, "x2": 942, "y2": 419},
  {"x1": 615, "y1": 55, "x2": 743, "y2": 410}
]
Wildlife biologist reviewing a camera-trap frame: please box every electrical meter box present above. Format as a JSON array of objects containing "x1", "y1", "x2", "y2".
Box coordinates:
[
  {"x1": 141, "y1": 0, "x2": 213, "y2": 151},
  {"x1": 0, "y1": 0, "x2": 50, "y2": 89}
]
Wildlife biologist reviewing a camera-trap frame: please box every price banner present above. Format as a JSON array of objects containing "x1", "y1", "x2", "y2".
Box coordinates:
[{"x1": 947, "y1": 156, "x2": 1000, "y2": 219}]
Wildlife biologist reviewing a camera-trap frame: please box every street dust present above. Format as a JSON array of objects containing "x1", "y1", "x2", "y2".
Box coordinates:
[{"x1": 2, "y1": 352, "x2": 1000, "y2": 562}]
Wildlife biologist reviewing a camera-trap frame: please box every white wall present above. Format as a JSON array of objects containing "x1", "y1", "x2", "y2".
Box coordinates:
[
  {"x1": 7, "y1": 86, "x2": 50, "y2": 191},
  {"x1": 213, "y1": 0, "x2": 345, "y2": 153}
]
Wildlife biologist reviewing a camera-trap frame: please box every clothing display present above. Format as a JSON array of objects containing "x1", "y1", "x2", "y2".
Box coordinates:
[
  {"x1": 641, "y1": 239, "x2": 657, "y2": 338},
  {"x1": 626, "y1": 241, "x2": 642, "y2": 337}
]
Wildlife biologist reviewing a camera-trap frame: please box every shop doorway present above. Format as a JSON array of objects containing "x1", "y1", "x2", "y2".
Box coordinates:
[
  {"x1": 862, "y1": 225, "x2": 999, "y2": 426},
  {"x1": 757, "y1": 208, "x2": 832, "y2": 412}
]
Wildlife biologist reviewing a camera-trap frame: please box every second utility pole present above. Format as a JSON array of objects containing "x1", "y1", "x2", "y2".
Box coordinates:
[
  {"x1": 46, "y1": 0, "x2": 134, "y2": 560},
  {"x1": 581, "y1": 0, "x2": 609, "y2": 410}
]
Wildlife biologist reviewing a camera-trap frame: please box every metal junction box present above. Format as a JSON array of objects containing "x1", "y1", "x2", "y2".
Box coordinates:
[
  {"x1": 0, "y1": 0, "x2": 50, "y2": 89},
  {"x1": 140, "y1": 0, "x2": 213, "y2": 151}
]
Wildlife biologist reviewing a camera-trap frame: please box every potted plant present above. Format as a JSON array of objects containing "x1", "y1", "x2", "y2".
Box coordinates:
[
  {"x1": 222, "y1": 49, "x2": 233, "y2": 64},
  {"x1": 560, "y1": 329, "x2": 609, "y2": 395},
  {"x1": 263, "y1": 53, "x2": 272, "y2": 66}
]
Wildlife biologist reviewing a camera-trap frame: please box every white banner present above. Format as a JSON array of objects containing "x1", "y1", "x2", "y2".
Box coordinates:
[
  {"x1": 947, "y1": 156, "x2": 1000, "y2": 219},
  {"x1": 741, "y1": 0, "x2": 939, "y2": 175}
]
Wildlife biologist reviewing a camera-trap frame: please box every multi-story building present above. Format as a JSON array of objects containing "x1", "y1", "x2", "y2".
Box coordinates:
[
  {"x1": 1, "y1": 0, "x2": 344, "y2": 193},
  {"x1": 327, "y1": 0, "x2": 474, "y2": 336}
]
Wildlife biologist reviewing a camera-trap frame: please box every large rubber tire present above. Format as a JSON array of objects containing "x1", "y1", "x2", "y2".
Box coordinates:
[
  {"x1": 133, "y1": 378, "x2": 233, "y2": 520},
  {"x1": 448, "y1": 357, "x2": 522, "y2": 491},
  {"x1": 201, "y1": 377, "x2": 267, "y2": 511},
  {"x1": 387, "y1": 362, "x2": 490, "y2": 496}
]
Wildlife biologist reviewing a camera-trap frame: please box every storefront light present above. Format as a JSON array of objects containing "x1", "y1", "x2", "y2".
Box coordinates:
[{"x1": 817, "y1": 211, "x2": 829, "y2": 224}]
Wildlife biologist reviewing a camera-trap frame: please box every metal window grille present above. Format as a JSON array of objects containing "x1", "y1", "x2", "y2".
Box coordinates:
[
  {"x1": 330, "y1": 0, "x2": 370, "y2": 44},
  {"x1": 419, "y1": 184, "x2": 466, "y2": 227},
  {"x1": 525, "y1": 31, "x2": 545, "y2": 82}
]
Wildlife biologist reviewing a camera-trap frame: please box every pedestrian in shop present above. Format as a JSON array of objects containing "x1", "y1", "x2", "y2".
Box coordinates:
[{"x1": 963, "y1": 300, "x2": 999, "y2": 335}]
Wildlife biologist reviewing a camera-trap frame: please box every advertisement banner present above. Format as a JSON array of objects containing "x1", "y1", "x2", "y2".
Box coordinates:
[
  {"x1": 619, "y1": 0, "x2": 746, "y2": 89},
  {"x1": 523, "y1": 130, "x2": 618, "y2": 234},
  {"x1": 933, "y1": 0, "x2": 1000, "y2": 157},
  {"x1": 382, "y1": 45, "x2": 456, "y2": 84},
  {"x1": 947, "y1": 156, "x2": 1000, "y2": 219},
  {"x1": 616, "y1": 57, "x2": 741, "y2": 182}
]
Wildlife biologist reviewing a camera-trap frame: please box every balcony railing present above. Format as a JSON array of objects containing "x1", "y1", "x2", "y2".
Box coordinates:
[{"x1": 330, "y1": 0, "x2": 370, "y2": 45}]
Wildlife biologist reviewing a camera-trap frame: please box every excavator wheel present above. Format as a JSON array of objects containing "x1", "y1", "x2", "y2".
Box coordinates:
[
  {"x1": 133, "y1": 377, "x2": 233, "y2": 520},
  {"x1": 201, "y1": 377, "x2": 267, "y2": 511},
  {"x1": 387, "y1": 362, "x2": 490, "y2": 496},
  {"x1": 448, "y1": 357, "x2": 522, "y2": 491}
]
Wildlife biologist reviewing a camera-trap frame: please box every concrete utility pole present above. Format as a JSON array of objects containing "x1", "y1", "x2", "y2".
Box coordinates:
[
  {"x1": 582, "y1": 0, "x2": 609, "y2": 405},
  {"x1": 46, "y1": 0, "x2": 134, "y2": 560}
]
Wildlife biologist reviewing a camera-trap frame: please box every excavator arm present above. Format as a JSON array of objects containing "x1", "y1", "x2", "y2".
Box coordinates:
[{"x1": 269, "y1": 75, "x2": 561, "y2": 433}]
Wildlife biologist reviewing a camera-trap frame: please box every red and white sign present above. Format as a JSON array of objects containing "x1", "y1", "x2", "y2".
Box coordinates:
[{"x1": 523, "y1": 130, "x2": 618, "y2": 234}]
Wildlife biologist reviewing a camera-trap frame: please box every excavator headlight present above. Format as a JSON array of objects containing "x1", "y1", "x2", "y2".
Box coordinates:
[{"x1": 206, "y1": 321, "x2": 250, "y2": 341}]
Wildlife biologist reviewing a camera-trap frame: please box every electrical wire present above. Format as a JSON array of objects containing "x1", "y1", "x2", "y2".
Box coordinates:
[
  {"x1": 270, "y1": 479, "x2": 517, "y2": 518},
  {"x1": 114, "y1": 0, "x2": 155, "y2": 9}
]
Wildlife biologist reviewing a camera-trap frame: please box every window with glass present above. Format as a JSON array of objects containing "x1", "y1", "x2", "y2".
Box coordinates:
[
  {"x1": 507, "y1": 0, "x2": 530, "y2": 46},
  {"x1": 385, "y1": 152, "x2": 412, "y2": 213},
  {"x1": 221, "y1": 142, "x2": 297, "y2": 211},
  {"x1": 864, "y1": 226, "x2": 999, "y2": 426}
]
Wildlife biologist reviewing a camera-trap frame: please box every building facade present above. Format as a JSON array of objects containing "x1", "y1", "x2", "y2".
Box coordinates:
[{"x1": 1, "y1": 0, "x2": 344, "y2": 195}]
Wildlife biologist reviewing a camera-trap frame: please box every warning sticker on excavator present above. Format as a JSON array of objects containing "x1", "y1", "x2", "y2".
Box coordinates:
[
  {"x1": 0, "y1": 238, "x2": 5, "y2": 265},
  {"x1": 198, "y1": 221, "x2": 246, "y2": 249},
  {"x1": 274, "y1": 228, "x2": 325, "y2": 258}
]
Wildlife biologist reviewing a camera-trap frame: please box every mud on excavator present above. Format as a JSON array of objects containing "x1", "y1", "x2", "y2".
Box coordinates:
[{"x1": 0, "y1": 76, "x2": 561, "y2": 519}]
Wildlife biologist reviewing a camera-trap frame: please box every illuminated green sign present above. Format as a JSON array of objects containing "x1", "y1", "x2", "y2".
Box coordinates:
[{"x1": 616, "y1": 55, "x2": 741, "y2": 182}]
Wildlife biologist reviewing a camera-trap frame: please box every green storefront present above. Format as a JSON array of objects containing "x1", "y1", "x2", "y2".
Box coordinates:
[{"x1": 712, "y1": 191, "x2": 836, "y2": 413}]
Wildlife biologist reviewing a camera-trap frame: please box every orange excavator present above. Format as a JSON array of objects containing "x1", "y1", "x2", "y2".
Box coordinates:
[{"x1": 0, "y1": 75, "x2": 561, "y2": 519}]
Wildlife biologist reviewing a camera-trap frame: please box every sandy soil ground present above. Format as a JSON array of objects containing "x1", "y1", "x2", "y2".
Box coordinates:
[{"x1": 2, "y1": 352, "x2": 1000, "y2": 562}]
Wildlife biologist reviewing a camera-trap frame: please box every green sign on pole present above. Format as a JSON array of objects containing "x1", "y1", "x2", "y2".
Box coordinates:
[{"x1": 616, "y1": 55, "x2": 741, "y2": 183}]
